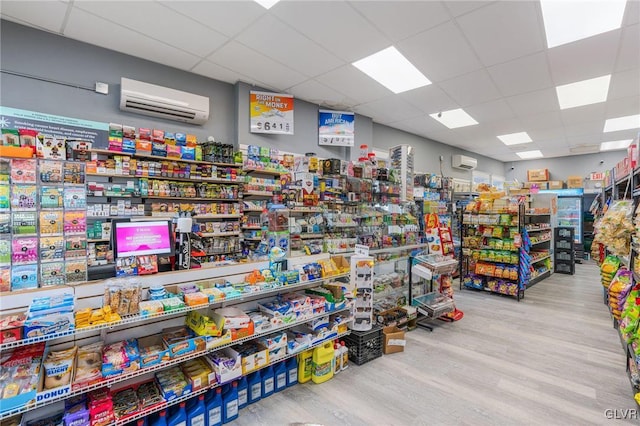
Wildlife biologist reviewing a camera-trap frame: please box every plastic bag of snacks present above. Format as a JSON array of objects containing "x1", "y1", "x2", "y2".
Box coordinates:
[
  {"x1": 608, "y1": 269, "x2": 632, "y2": 320},
  {"x1": 594, "y1": 200, "x2": 634, "y2": 256},
  {"x1": 103, "y1": 278, "x2": 142, "y2": 315},
  {"x1": 601, "y1": 255, "x2": 621, "y2": 288}
]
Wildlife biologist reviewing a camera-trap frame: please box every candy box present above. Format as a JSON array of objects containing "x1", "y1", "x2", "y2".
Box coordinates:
[
  {"x1": 215, "y1": 307, "x2": 250, "y2": 329},
  {"x1": 0, "y1": 343, "x2": 45, "y2": 414},
  {"x1": 161, "y1": 326, "x2": 207, "y2": 359},
  {"x1": 0, "y1": 313, "x2": 25, "y2": 343},
  {"x1": 181, "y1": 358, "x2": 216, "y2": 391},
  {"x1": 186, "y1": 309, "x2": 225, "y2": 337},
  {"x1": 209, "y1": 347, "x2": 242, "y2": 384},
  {"x1": 137, "y1": 335, "x2": 170, "y2": 368},
  {"x1": 230, "y1": 320, "x2": 254, "y2": 341},
  {"x1": 235, "y1": 341, "x2": 269, "y2": 375}
]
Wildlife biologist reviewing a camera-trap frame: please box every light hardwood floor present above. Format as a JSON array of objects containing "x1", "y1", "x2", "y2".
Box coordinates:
[{"x1": 231, "y1": 263, "x2": 636, "y2": 425}]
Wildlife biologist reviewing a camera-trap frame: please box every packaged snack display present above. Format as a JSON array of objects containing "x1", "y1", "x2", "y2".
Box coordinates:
[
  {"x1": 43, "y1": 346, "x2": 77, "y2": 390},
  {"x1": 103, "y1": 279, "x2": 142, "y2": 315},
  {"x1": 0, "y1": 343, "x2": 44, "y2": 406},
  {"x1": 37, "y1": 135, "x2": 66, "y2": 160},
  {"x1": 102, "y1": 339, "x2": 140, "y2": 378}
]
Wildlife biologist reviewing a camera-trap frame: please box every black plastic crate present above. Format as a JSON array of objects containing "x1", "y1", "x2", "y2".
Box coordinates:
[
  {"x1": 555, "y1": 250, "x2": 574, "y2": 261},
  {"x1": 343, "y1": 326, "x2": 383, "y2": 365},
  {"x1": 555, "y1": 240, "x2": 573, "y2": 250},
  {"x1": 555, "y1": 227, "x2": 575, "y2": 241},
  {"x1": 555, "y1": 260, "x2": 575, "y2": 275}
]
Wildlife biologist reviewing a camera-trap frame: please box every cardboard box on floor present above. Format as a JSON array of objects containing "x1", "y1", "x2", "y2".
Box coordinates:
[{"x1": 383, "y1": 326, "x2": 406, "y2": 354}]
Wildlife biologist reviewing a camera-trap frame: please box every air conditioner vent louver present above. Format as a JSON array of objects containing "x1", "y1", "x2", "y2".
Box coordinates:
[
  {"x1": 120, "y1": 78, "x2": 209, "y2": 124},
  {"x1": 452, "y1": 154, "x2": 477, "y2": 170},
  {"x1": 123, "y1": 100, "x2": 197, "y2": 120}
]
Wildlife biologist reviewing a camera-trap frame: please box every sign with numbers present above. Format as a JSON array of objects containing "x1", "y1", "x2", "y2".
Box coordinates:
[
  {"x1": 318, "y1": 110, "x2": 354, "y2": 147},
  {"x1": 250, "y1": 91, "x2": 294, "y2": 135}
]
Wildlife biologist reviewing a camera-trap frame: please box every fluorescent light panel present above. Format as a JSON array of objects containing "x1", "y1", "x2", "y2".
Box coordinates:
[
  {"x1": 541, "y1": 0, "x2": 627, "y2": 48},
  {"x1": 429, "y1": 108, "x2": 478, "y2": 129},
  {"x1": 516, "y1": 150, "x2": 544, "y2": 159},
  {"x1": 497, "y1": 132, "x2": 532, "y2": 146},
  {"x1": 352, "y1": 46, "x2": 431, "y2": 94},
  {"x1": 604, "y1": 114, "x2": 640, "y2": 132},
  {"x1": 556, "y1": 75, "x2": 611, "y2": 109},
  {"x1": 254, "y1": 0, "x2": 280, "y2": 9},
  {"x1": 600, "y1": 139, "x2": 633, "y2": 151}
]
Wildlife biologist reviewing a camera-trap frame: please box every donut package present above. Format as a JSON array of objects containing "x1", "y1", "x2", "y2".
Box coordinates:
[{"x1": 43, "y1": 346, "x2": 77, "y2": 390}]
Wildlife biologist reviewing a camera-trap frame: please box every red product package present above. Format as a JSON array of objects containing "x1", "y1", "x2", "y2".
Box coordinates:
[{"x1": 152, "y1": 129, "x2": 165, "y2": 142}]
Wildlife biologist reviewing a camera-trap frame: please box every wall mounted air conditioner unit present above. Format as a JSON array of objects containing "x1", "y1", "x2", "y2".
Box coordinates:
[
  {"x1": 120, "y1": 78, "x2": 210, "y2": 124},
  {"x1": 452, "y1": 154, "x2": 477, "y2": 170}
]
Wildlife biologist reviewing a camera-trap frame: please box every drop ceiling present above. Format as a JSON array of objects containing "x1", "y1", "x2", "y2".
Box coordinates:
[{"x1": 1, "y1": 0, "x2": 638, "y2": 162}]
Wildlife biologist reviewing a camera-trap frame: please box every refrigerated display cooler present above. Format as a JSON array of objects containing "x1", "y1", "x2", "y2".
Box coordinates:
[{"x1": 540, "y1": 188, "x2": 584, "y2": 262}]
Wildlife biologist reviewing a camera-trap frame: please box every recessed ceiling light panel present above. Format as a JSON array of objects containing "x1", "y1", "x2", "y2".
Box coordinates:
[
  {"x1": 604, "y1": 114, "x2": 640, "y2": 132},
  {"x1": 600, "y1": 139, "x2": 633, "y2": 151},
  {"x1": 497, "y1": 132, "x2": 532, "y2": 145},
  {"x1": 254, "y1": 0, "x2": 280, "y2": 9},
  {"x1": 556, "y1": 75, "x2": 611, "y2": 110},
  {"x1": 352, "y1": 46, "x2": 431, "y2": 94},
  {"x1": 516, "y1": 150, "x2": 544, "y2": 159},
  {"x1": 541, "y1": 0, "x2": 627, "y2": 48},
  {"x1": 429, "y1": 108, "x2": 478, "y2": 129}
]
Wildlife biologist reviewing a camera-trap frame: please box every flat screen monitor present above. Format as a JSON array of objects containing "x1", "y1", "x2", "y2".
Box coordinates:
[{"x1": 112, "y1": 220, "x2": 174, "y2": 258}]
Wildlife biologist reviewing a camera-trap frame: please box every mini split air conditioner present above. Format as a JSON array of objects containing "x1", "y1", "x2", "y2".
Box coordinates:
[
  {"x1": 452, "y1": 154, "x2": 477, "y2": 170},
  {"x1": 120, "y1": 78, "x2": 210, "y2": 124}
]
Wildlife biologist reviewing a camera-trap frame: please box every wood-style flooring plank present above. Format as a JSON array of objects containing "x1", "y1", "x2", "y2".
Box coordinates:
[{"x1": 229, "y1": 263, "x2": 636, "y2": 425}]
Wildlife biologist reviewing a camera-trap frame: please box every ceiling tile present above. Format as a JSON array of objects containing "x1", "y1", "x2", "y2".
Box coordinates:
[
  {"x1": 547, "y1": 29, "x2": 621, "y2": 85},
  {"x1": 271, "y1": 1, "x2": 390, "y2": 63},
  {"x1": 505, "y1": 88, "x2": 559, "y2": 116},
  {"x1": 456, "y1": 1, "x2": 544, "y2": 67},
  {"x1": 0, "y1": 1, "x2": 69, "y2": 33},
  {"x1": 482, "y1": 117, "x2": 527, "y2": 133},
  {"x1": 315, "y1": 65, "x2": 390, "y2": 104},
  {"x1": 207, "y1": 41, "x2": 307, "y2": 91},
  {"x1": 439, "y1": 69, "x2": 502, "y2": 106},
  {"x1": 355, "y1": 96, "x2": 423, "y2": 124},
  {"x1": 560, "y1": 103, "x2": 607, "y2": 126},
  {"x1": 536, "y1": 136, "x2": 569, "y2": 148},
  {"x1": 623, "y1": 0, "x2": 640, "y2": 26},
  {"x1": 487, "y1": 52, "x2": 553, "y2": 97},
  {"x1": 351, "y1": 1, "x2": 450, "y2": 42},
  {"x1": 399, "y1": 84, "x2": 459, "y2": 114},
  {"x1": 191, "y1": 60, "x2": 258, "y2": 86},
  {"x1": 519, "y1": 111, "x2": 564, "y2": 131},
  {"x1": 464, "y1": 99, "x2": 516, "y2": 123},
  {"x1": 286, "y1": 79, "x2": 357, "y2": 110},
  {"x1": 567, "y1": 134, "x2": 606, "y2": 146},
  {"x1": 392, "y1": 115, "x2": 451, "y2": 136},
  {"x1": 159, "y1": 1, "x2": 266, "y2": 38},
  {"x1": 605, "y1": 96, "x2": 640, "y2": 119},
  {"x1": 444, "y1": 1, "x2": 496, "y2": 17},
  {"x1": 527, "y1": 124, "x2": 566, "y2": 141},
  {"x1": 564, "y1": 121, "x2": 604, "y2": 138},
  {"x1": 235, "y1": 14, "x2": 343, "y2": 77},
  {"x1": 609, "y1": 69, "x2": 640, "y2": 100},
  {"x1": 64, "y1": 8, "x2": 201, "y2": 70},
  {"x1": 397, "y1": 21, "x2": 483, "y2": 82},
  {"x1": 616, "y1": 24, "x2": 640, "y2": 72},
  {"x1": 73, "y1": 1, "x2": 228, "y2": 57}
]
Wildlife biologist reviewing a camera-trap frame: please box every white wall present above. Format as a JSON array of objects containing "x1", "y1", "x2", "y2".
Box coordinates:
[{"x1": 506, "y1": 151, "x2": 626, "y2": 182}]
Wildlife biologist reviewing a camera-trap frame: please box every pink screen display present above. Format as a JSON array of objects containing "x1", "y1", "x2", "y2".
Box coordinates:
[{"x1": 115, "y1": 221, "x2": 172, "y2": 257}]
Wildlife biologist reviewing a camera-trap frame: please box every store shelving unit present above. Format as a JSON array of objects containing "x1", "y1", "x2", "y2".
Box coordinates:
[
  {"x1": 459, "y1": 203, "x2": 527, "y2": 301},
  {"x1": 0, "y1": 267, "x2": 351, "y2": 421}
]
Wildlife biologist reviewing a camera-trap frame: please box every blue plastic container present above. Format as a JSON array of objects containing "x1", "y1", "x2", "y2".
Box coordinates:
[
  {"x1": 248, "y1": 370, "x2": 262, "y2": 404},
  {"x1": 286, "y1": 357, "x2": 298, "y2": 387},
  {"x1": 236, "y1": 376, "x2": 248, "y2": 410},
  {"x1": 167, "y1": 402, "x2": 187, "y2": 426},
  {"x1": 206, "y1": 388, "x2": 222, "y2": 426},
  {"x1": 222, "y1": 381, "x2": 238, "y2": 424},
  {"x1": 274, "y1": 361, "x2": 287, "y2": 393},
  {"x1": 262, "y1": 365, "x2": 275, "y2": 398},
  {"x1": 188, "y1": 395, "x2": 206, "y2": 426}
]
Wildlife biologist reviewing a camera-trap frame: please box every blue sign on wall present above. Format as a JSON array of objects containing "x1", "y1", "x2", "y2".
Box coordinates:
[
  {"x1": 0, "y1": 106, "x2": 108, "y2": 147},
  {"x1": 318, "y1": 110, "x2": 354, "y2": 147}
]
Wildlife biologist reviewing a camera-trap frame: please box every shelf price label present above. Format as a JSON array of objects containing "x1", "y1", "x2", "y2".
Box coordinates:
[
  {"x1": 250, "y1": 91, "x2": 294, "y2": 135},
  {"x1": 318, "y1": 110, "x2": 354, "y2": 147}
]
